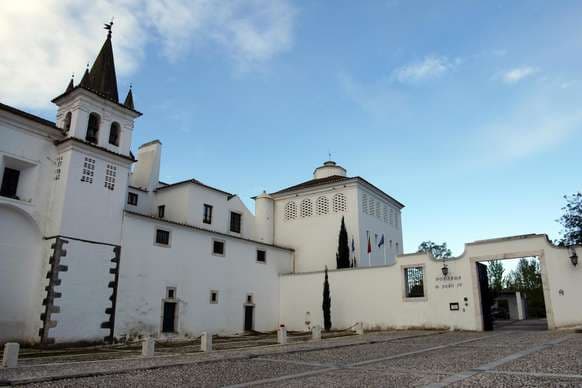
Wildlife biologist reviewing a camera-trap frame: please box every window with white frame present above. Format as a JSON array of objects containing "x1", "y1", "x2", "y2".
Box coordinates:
[
  {"x1": 404, "y1": 266, "x2": 425, "y2": 298},
  {"x1": 362, "y1": 193, "x2": 368, "y2": 214},
  {"x1": 368, "y1": 196, "x2": 374, "y2": 216},
  {"x1": 375, "y1": 200, "x2": 381, "y2": 219},
  {"x1": 333, "y1": 193, "x2": 346, "y2": 212},
  {"x1": 284, "y1": 201, "x2": 297, "y2": 221},
  {"x1": 55, "y1": 156, "x2": 63, "y2": 180},
  {"x1": 316, "y1": 196, "x2": 329, "y2": 215},
  {"x1": 81, "y1": 157, "x2": 95, "y2": 183},
  {"x1": 300, "y1": 198, "x2": 313, "y2": 217},
  {"x1": 383, "y1": 205, "x2": 389, "y2": 223},
  {"x1": 104, "y1": 164, "x2": 116, "y2": 190}
]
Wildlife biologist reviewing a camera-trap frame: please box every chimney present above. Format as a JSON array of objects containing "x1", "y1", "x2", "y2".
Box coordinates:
[{"x1": 131, "y1": 140, "x2": 161, "y2": 192}]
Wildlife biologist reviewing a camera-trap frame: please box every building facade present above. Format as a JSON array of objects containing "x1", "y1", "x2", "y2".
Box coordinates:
[{"x1": 1, "y1": 30, "x2": 580, "y2": 345}]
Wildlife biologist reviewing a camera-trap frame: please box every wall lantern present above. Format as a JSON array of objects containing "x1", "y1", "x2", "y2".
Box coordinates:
[
  {"x1": 570, "y1": 247, "x2": 578, "y2": 267},
  {"x1": 441, "y1": 265, "x2": 449, "y2": 276}
]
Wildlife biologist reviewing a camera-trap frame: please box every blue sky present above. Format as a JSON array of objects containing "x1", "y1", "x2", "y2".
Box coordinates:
[{"x1": 2, "y1": 1, "x2": 581, "y2": 255}]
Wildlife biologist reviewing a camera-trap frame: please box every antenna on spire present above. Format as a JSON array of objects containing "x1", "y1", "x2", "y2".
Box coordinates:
[
  {"x1": 328, "y1": 151, "x2": 332, "y2": 161},
  {"x1": 104, "y1": 18, "x2": 114, "y2": 38}
]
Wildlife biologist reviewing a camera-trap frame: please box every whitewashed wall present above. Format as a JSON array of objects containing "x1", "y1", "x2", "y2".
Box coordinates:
[
  {"x1": 273, "y1": 184, "x2": 359, "y2": 273},
  {"x1": 115, "y1": 213, "x2": 294, "y2": 338}
]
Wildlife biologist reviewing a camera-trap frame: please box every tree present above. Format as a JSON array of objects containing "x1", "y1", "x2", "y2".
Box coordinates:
[
  {"x1": 417, "y1": 241, "x2": 452, "y2": 260},
  {"x1": 322, "y1": 266, "x2": 332, "y2": 331},
  {"x1": 556, "y1": 192, "x2": 582, "y2": 246},
  {"x1": 505, "y1": 258, "x2": 545, "y2": 318},
  {"x1": 487, "y1": 260, "x2": 504, "y2": 293},
  {"x1": 336, "y1": 217, "x2": 350, "y2": 269}
]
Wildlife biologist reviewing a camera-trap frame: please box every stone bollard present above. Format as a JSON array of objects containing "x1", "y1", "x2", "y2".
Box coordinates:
[
  {"x1": 354, "y1": 322, "x2": 364, "y2": 336},
  {"x1": 311, "y1": 325, "x2": 321, "y2": 341},
  {"x1": 141, "y1": 337, "x2": 155, "y2": 357},
  {"x1": 2, "y1": 343, "x2": 19, "y2": 368},
  {"x1": 200, "y1": 332, "x2": 212, "y2": 352},
  {"x1": 277, "y1": 325, "x2": 287, "y2": 345}
]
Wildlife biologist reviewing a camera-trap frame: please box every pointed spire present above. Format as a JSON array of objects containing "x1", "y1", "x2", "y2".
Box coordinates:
[
  {"x1": 65, "y1": 74, "x2": 74, "y2": 92},
  {"x1": 79, "y1": 65, "x2": 90, "y2": 87},
  {"x1": 86, "y1": 23, "x2": 119, "y2": 102},
  {"x1": 123, "y1": 84, "x2": 135, "y2": 110}
]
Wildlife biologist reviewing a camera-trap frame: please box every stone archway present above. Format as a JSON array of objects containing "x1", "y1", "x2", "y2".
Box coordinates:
[{"x1": 0, "y1": 204, "x2": 42, "y2": 342}]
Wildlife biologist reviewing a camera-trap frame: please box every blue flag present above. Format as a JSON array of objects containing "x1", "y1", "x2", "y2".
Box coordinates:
[{"x1": 378, "y1": 234, "x2": 385, "y2": 248}]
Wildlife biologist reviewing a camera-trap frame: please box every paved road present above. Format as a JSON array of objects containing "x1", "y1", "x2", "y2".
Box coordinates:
[{"x1": 1, "y1": 329, "x2": 580, "y2": 387}]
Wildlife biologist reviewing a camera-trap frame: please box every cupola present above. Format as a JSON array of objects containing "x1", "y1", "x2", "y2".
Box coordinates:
[{"x1": 313, "y1": 160, "x2": 347, "y2": 179}]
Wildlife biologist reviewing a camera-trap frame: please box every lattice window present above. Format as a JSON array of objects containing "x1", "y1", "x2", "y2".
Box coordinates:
[
  {"x1": 316, "y1": 196, "x2": 329, "y2": 215},
  {"x1": 300, "y1": 199, "x2": 313, "y2": 218},
  {"x1": 368, "y1": 197, "x2": 374, "y2": 217},
  {"x1": 390, "y1": 208, "x2": 394, "y2": 225},
  {"x1": 104, "y1": 164, "x2": 116, "y2": 190},
  {"x1": 333, "y1": 193, "x2": 346, "y2": 212},
  {"x1": 81, "y1": 157, "x2": 95, "y2": 183},
  {"x1": 284, "y1": 201, "x2": 297, "y2": 221},
  {"x1": 395, "y1": 212, "x2": 399, "y2": 229},
  {"x1": 375, "y1": 200, "x2": 381, "y2": 219},
  {"x1": 362, "y1": 193, "x2": 368, "y2": 214},
  {"x1": 55, "y1": 156, "x2": 63, "y2": 180},
  {"x1": 383, "y1": 205, "x2": 389, "y2": 223}
]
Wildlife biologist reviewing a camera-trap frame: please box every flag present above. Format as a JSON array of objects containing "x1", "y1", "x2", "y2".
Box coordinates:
[
  {"x1": 378, "y1": 234, "x2": 384, "y2": 248},
  {"x1": 367, "y1": 234, "x2": 372, "y2": 254},
  {"x1": 351, "y1": 238, "x2": 355, "y2": 253}
]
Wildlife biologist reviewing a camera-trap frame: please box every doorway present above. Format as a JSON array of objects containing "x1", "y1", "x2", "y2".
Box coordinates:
[
  {"x1": 244, "y1": 305, "x2": 254, "y2": 331},
  {"x1": 476, "y1": 256, "x2": 547, "y2": 331},
  {"x1": 162, "y1": 301, "x2": 176, "y2": 333}
]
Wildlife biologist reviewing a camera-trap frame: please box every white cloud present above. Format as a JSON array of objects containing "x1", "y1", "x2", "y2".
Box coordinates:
[
  {"x1": 0, "y1": 0, "x2": 296, "y2": 109},
  {"x1": 499, "y1": 66, "x2": 539, "y2": 84},
  {"x1": 392, "y1": 56, "x2": 455, "y2": 83}
]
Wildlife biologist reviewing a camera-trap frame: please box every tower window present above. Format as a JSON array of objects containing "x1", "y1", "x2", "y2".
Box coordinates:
[
  {"x1": 300, "y1": 198, "x2": 313, "y2": 217},
  {"x1": 158, "y1": 205, "x2": 165, "y2": 218},
  {"x1": 203, "y1": 204, "x2": 213, "y2": 224},
  {"x1": 55, "y1": 156, "x2": 63, "y2": 181},
  {"x1": 80, "y1": 157, "x2": 95, "y2": 184},
  {"x1": 284, "y1": 201, "x2": 297, "y2": 221},
  {"x1": 155, "y1": 229, "x2": 170, "y2": 246},
  {"x1": 86, "y1": 113, "x2": 100, "y2": 144},
  {"x1": 256, "y1": 249, "x2": 266, "y2": 263},
  {"x1": 108, "y1": 122, "x2": 120, "y2": 146},
  {"x1": 104, "y1": 164, "x2": 116, "y2": 190},
  {"x1": 128, "y1": 192, "x2": 138, "y2": 206},
  {"x1": 230, "y1": 212, "x2": 242, "y2": 233},
  {"x1": 63, "y1": 112, "x2": 72, "y2": 133},
  {"x1": 0, "y1": 168, "x2": 20, "y2": 199},
  {"x1": 316, "y1": 196, "x2": 329, "y2": 215},
  {"x1": 333, "y1": 193, "x2": 347, "y2": 212}
]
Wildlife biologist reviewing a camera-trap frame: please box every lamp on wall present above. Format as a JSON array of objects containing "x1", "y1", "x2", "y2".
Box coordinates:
[
  {"x1": 569, "y1": 247, "x2": 578, "y2": 267},
  {"x1": 441, "y1": 256, "x2": 449, "y2": 276}
]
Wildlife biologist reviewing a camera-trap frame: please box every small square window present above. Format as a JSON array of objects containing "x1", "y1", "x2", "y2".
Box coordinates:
[
  {"x1": 203, "y1": 204, "x2": 213, "y2": 224},
  {"x1": 404, "y1": 266, "x2": 425, "y2": 298},
  {"x1": 167, "y1": 287, "x2": 176, "y2": 299},
  {"x1": 158, "y1": 205, "x2": 165, "y2": 218},
  {"x1": 246, "y1": 294, "x2": 253, "y2": 304},
  {"x1": 230, "y1": 212, "x2": 241, "y2": 233},
  {"x1": 212, "y1": 239, "x2": 225, "y2": 256},
  {"x1": 210, "y1": 290, "x2": 219, "y2": 304},
  {"x1": 128, "y1": 192, "x2": 138, "y2": 206},
  {"x1": 155, "y1": 229, "x2": 170, "y2": 246},
  {"x1": 256, "y1": 250, "x2": 266, "y2": 263}
]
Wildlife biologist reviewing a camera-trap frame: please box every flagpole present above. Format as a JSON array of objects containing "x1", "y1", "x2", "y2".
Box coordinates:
[{"x1": 383, "y1": 243, "x2": 386, "y2": 266}]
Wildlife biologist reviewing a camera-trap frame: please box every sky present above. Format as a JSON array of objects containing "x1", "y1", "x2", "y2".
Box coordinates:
[{"x1": 1, "y1": 1, "x2": 581, "y2": 255}]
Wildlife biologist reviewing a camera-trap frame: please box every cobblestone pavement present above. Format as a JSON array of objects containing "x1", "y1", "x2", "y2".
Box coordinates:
[{"x1": 1, "y1": 329, "x2": 580, "y2": 387}]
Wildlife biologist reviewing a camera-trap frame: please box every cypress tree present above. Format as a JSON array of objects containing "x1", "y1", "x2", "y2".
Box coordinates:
[
  {"x1": 322, "y1": 266, "x2": 332, "y2": 331},
  {"x1": 337, "y1": 217, "x2": 350, "y2": 268}
]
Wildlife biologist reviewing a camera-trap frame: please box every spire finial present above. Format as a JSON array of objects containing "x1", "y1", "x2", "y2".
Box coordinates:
[
  {"x1": 104, "y1": 18, "x2": 114, "y2": 38},
  {"x1": 328, "y1": 151, "x2": 332, "y2": 161}
]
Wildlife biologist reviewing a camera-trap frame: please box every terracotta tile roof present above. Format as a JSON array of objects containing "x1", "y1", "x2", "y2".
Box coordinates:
[
  {"x1": 155, "y1": 178, "x2": 233, "y2": 197},
  {"x1": 0, "y1": 102, "x2": 62, "y2": 131}
]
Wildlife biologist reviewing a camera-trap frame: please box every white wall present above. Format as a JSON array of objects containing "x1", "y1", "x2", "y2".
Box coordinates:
[
  {"x1": 115, "y1": 213, "x2": 294, "y2": 338},
  {"x1": 273, "y1": 184, "x2": 359, "y2": 272}
]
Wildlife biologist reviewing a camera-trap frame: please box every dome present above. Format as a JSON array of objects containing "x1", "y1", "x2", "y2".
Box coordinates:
[{"x1": 313, "y1": 160, "x2": 347, "y2": 179}]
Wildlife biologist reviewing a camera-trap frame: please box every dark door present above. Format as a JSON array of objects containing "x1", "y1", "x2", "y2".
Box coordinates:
[
  {"x1": 477, "y1": 262, "x2": 493, "y2": 331},
  {"x1": 162, "y1": 302, "x2": 176, "y2": 333},
  {"x1": 0, "y1": 168, "x2": 20, "y2": 198},
  {"x1": 244, "y1": 305, "x2": 254, "y2": 331}
]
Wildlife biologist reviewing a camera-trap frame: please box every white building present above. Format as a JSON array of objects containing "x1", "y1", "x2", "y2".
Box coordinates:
[{"x1": 1, "y1": 29, "x2": 580, "y2": 345}]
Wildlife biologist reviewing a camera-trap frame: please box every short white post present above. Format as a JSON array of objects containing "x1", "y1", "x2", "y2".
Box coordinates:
[
  {"x1": 311, "y1": 325, "x2": 321, "y2": 341},
  {"x1": 277, "y1": 326, "x2": 287, "y2": 345},
  {"x1": 516, "y1": 291, "x2": 525, "y2": 320},
  {"x1": 354, "y1": 322, "x2": 364, "y2": 335},
  {"x1": 201, "y1": 332, "x2": 212, "y2": 352},
  {"x1": 141, "y1": 337, "x2": 155, "y2": 357},
  {"x1": 2, "y1": 342, "x2": 19, "y2": 368}
]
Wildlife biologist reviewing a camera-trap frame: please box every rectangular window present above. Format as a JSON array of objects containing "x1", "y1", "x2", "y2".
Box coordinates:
[
  {"x1": 104, "y1": 164, "x2": 116, "y2": 190},
  {"x1": 166, "y1": 287, "x2": 176, "y2": 299},
  {"x1": 256, "y1": 249, "x2": 266, "y2": 263},
  {"x1": 55, "y1": 156, "x2": 63, "y2": 181},
  {"x1": 203, "y1": 204, "x2": 213, "y2": 224},
  {"x1": 0, "y1": 168, "x2": 20, "y2": 199},
  {"x1": 80, "y1": 157, "x2": 95, "y2": 184},
  {"x1": 155, "y1": 229, "x2": 170, "y2": 246},
  {"x1": 210, "y1": 290, "x2": 219, "y2": 304},
  {"x1": 128, "y1": 192, "x2": 138, "y2": 206},
  {"x1": 212, "y1": 239, "x2": 225, "y2": 256},
  {"x1": 246, "y1": 294, "x2": 253, "y2": 304},
  {"x1": 230, "y1": 212, "x2": 242, "y2": 233},
  {"x1": 158, "y1": 205, "x2": 165, "y2": 218},
  {"x1": 404, "y1": 266, "x2": 425, "y2": 298}
]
